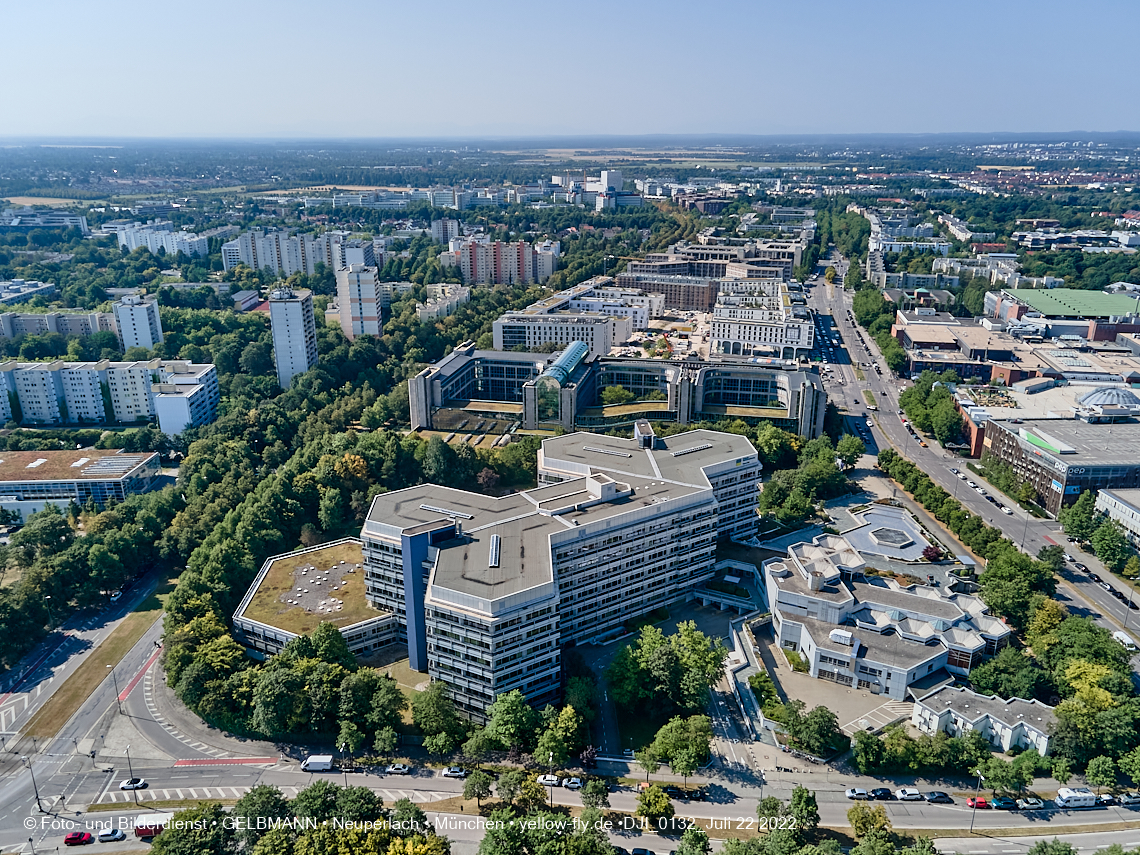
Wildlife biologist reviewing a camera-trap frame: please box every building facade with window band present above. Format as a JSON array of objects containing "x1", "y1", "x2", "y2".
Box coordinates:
[
  {"x1": 408, "y1": 341, "x2": 825, "y2": 437},
  {"x1": 356, "y1": 426, "x2": 760, "y2": 720}
]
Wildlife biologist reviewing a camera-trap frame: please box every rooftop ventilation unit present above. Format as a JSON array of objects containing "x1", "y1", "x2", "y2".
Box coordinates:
[
  {"x1": 582, "y1": 446, "x2": 632, "y2": 458},
  {"x1": 419, "y1": 504, "x2": 473, "y2": 520},
  {"x1": 671, "y1": 443, "x2": 713, "y2": 457},
  {"x1": 488, "y1": 534, "x2": 501, "y2": 568}
]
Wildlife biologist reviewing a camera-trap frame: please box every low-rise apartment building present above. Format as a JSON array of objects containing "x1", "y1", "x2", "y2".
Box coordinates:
[{"x1": 912, "y1": 686, "x2": 1056, "y2": 755}]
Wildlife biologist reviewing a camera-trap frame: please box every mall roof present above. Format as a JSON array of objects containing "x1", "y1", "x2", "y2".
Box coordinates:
[
  {"x1": 990, "y1": 418, "x2": 1140, "y2": 466},
  {"x1": 1006, "y1": 288, "x2": 1140, "y2": 319}
]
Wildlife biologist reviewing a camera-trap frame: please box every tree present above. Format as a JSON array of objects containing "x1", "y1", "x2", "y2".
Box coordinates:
[
  {"x1": 847, "y1": 803, "x2": 892, "y2": 839},
  {"x1": 1051, "y1": 757, "x2": 1073, "y2": 786},
  {"x1": 536, "y1": 725, "x2": 569, "y2": 770},
  {"x1": 231, "y1": 785, "x2": 291, "y2": 851},
  {"x1": 836, "y1": 434, "x2": 866, "y2": 470},
  {"x1": 464, "y1": 770, "x2": 494, "y2": 808},
  {"x1": 635, "y1": 784, "x2": 675, "y2": 823},
  {"x1": 675, "y1": 825, "x2": 711, "y2": 855},
  {"x1": 788, "y1": 785, "x2": 820, "y2": 835},
  {"x1": 149, "y1": 803, "x2": 234, "y2": 855},
  {"x1": 486, "y1": 692, "x2": 537, "y2": 749},
  {"x1": 1092, "y1": 520, "x2": 1131, "y2": 574},
  {"x1": 634, "y1": 747, "x2": 660, "y2": 782},
  {"x1": 852, "y1": 730, "x2": 886, "y2": 774},
  {"x1": 424, "y1": 731, "x2": 455, "y2": 761},
  {"x1": 293, "y1": 780, "x2": 340, "y2": 823},
  {"x1": 496, "y1": 769, "x2": 526, "y2": 805},
  {"x1": 601, "y1": 385, "x2": 636, "y2": 406},
  {"x1": 391, "y1": 797, "x2": 431, "y2": 836},
  {"x1": 412, "y1": 681, "x2": 463, "y2": 740},
  {"x1": 1026, "y1": 843, "x2": 1077, "y2": 855},
  {"x1": 239, "y1": 340, "x2": 274, "y2": 376},
  {"x1": 1058, "y1": 490, "x2": 1096, "y2": 540},
  {"x1": 1086, "y1": 755, "x2": 1117, "y2": 793},
  {"x1": 786, "y1": 704, "x2": 846, "y2": 757},
  {"x1": 671, "y1": 748, "x2": 698, "y2": 787},
  {"x1": 1118, "y1": 746, "x2": 1140, "y2": 787},
  {"x1": 516, "y1": 778, "x2": 548, "y2": 814},
  {"x1": 373, "y1": 726, "x2": 398, "y2": 760},
  {"x1": 337, "y1": 720, "x2": 365, "y2": 759},
  {"x1": 1124, "y1": 556, "x2": 1140, "y2": 580},
  {"x1": 336, "y1": 785, "x2": 386, "y2": 822},
  {"x1": 580, "y1": 778, "x2": 610, "y2": 809}
]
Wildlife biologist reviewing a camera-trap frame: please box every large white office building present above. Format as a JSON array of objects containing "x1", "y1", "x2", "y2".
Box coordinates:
[
  {"x1": 113, "y1": 295, "x2": 163, "y2": 351},
  {"x1": 349, "y1": 425, "x2": 760, "y2": 719},
  {"x1": 268, "y1": 288, "x2": 318, "y2": 389},
  {"x1": 709, "y1": 281, "x2": 815, "y2": 359}
]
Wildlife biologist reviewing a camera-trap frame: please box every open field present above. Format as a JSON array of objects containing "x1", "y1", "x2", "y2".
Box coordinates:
[
  {"x1": 240, "y1": 541, "x2": 376, "y2": 635},
  {"x1": 24, "y1": 576, "x2": 177, "y2": 738}
]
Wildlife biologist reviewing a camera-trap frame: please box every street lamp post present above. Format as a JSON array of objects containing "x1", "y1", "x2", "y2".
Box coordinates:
[
  {"x1": 341, "y1": 743, "x2": 348, "y2": 789},
  {"x1": 22, "y1": 756, "x2": 43, "y2": 812},
  {"x1": 548, "y1": 751, "x2": 555, "y2": 806},
  {"x1": 1127, "y1": 587, "x2": 1136, "y2": 630},
  {"x1": 969, "y1": 771, "x2": 985, "y2": 833},
  {"x1": 43, "y1": 596, "x2": 53, "y2": 631},
  {"x1": 125, "y1": 744, "x2": 138, "y2": 805},
  {"x1": 107, "y1": 664, "x2": 122, "y2": 714}
]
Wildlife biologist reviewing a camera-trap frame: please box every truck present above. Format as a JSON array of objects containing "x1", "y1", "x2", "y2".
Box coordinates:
[
  {"x1": 1055, "y1": 787, "x2": 1097, "y2": 808},
  {"x1": 135, "y1": 813, "x2": 174, "y2": 839},
  {"x1": 1113, "y1": 631, "x2": 1138, "y2": 652},
  {"x1": 301, "y1": 754, "x2": 334, "y2": 772}
]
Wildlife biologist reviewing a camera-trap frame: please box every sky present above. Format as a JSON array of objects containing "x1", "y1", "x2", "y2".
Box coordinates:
[{"x1": 3, "y1": 0, "x2": 1138, "y2": 140}]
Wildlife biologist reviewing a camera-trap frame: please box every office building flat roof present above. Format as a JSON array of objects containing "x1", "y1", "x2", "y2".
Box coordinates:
[
  {"x1": 0, "y1": 449, "x2": 157, "y2": 483},
  {"x1": 540, "y1": 429, "x2": 757, "y2": 486},
  {"x1": 365, "y1": 474, "x2": 706, "y2": 601},
  {"x1": 917, "y1": 685, "x2": 1056, "y2": 730},
  {"x1": 991, "y1": 418, "x2": 1140, "y2": 466},
  {"x1": 1007, "y1": 288, "x2": 1140, "y2": 319}
]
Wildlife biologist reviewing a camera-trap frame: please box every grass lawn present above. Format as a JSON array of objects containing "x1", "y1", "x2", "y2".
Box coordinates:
[
  {"x1": 239, "y1": 541, "x2": 379, "y2": 635},
  {"x1": 854, "y1": 367, "x2": 866, "y2": 381},
  {"x1": 862, "y1": 389, "x2": 877, "y2": 408},
  {"x1": 614, "y1": 704, "x2": 661, "y2": 754},
  {"x1": 24, "y1": 576, "x2": 177, "y2": 739},
  {"x1": 87, "y1": 798, "x2": 237, "y2": 813}
]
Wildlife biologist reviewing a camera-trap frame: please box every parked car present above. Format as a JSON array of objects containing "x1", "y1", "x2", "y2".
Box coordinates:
[
  {"x1": 109, "y1": 590, "x2": 122, "y2": 603},
  {"x1": 1017, "y1": 797, "x2": 1045, "y2": 810},
  {"x1": 662, "y1": 785, "x2": 685, "y2": 798},
  {"x1": 1118, "y1": 792, "x2": 1140, "y2": 806},
  {"x1": 631, "y1": 849, "x2": 655, "y2": 855},
  {"x1": 869, "y1": 788, "x2": 893, "y2": 800},
  {"x1": 967, "y1": 796, "x2": 989, "y2": 809},
  {"x1": 385, "y1": 764, "x2": 411, "y2": 775},
  {"x1": 1098, "y1": 794, "x2": 1117, "y2": 806},
  {"x1": 442, "y1": 767, "x2": 467, "y2": 779},
  {"x1": 64, "y1": 833, "x2": 94, "y2": 846},
  {"x1": 895, "y1": 788, "x2": 923, "y2": 801},
  {"x1": 537, "y1": 774, "x2": 561, "y2": 787},
  {"x1": 1073, "y1": 562, "x2": 1088, "y2": 571},
  {"x1": 966, "y1": 480, "x2": 978, "y2": 488},
  {"x1": 949, "y1": 468, "x2": 959, "y2": 475},
  {"x1": 925, "y1": 791, "x2": 953, "y2": 804},
  {"x1": 846, "y1": 788, "x2": 869, "y2": 800},
  {"x1": 563, "y1": 777, "x2": 583, "y2": 790},
  {"x1": 991, "y1": 796, "x2": 1018, "y2": 810},
  {"x1": 119, "y1": 778, "x2": 146, "y2": 790},
  {"x1": 1001, "y1": 506, "x2": 1014, "y2": 515},
  {"x1": 97, "y1": 829, "x2": 126, "y2": 842}
]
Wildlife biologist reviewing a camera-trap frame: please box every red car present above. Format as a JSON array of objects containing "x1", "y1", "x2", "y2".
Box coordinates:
[
  {"x1": 64, "y1": 832, "x2": 94, "y2": 846},
  {"x1": 967, "y1": 797, "x2": 989, "y2": 809}
]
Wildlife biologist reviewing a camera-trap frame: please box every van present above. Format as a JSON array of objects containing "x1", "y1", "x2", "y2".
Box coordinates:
[
  {"x1": 1113, "y1": 631, "x2": 1138, "y2": 652},
  {"x1": 1056, "y1": 787, "x2": 1097, "y2": 808},
  {"x1": 301, "y1": 755, "x2": 334, "y2": 772}
]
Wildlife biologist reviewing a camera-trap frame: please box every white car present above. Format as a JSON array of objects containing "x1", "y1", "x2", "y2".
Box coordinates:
[
  {"x1": 957, "y1": 472, "x2": 967, "y2": 480},
  {"x1": 441, "y1": 767, "x2": 467, "y2": 779},
  {"x1": 562, "y1": 777, "x2": 583, "y2": 790},
  {"x1": 97, "y1": 829, "x2": 126, "y2": 843},
  {"x1": 537, "y1": 774, "x2": 561, "y2": 787},
  {"x1": 385, "y1": 764, "x2": 411, "y2": 775},
  {"x1": 966, "y1": 480, "x2": 978, "y2": 488},
  {"x1": 975, "y1": 487, "x2": 986, "y2": 496},
  {"x1": 1000, "y1": 506, "x2": 1013, "y2": 515},
  {"x1": 896, "y1": 787, "x2": 923, "y2": 801},
  {"x1": 846, "y1": 788, "x2": 869, "y2": 800},
  {"x1": 119, "y1": 778, "x2": 146, "y2": 790},
  {"x1": 866, "y1": 420, "x2": 874, "y2": 428}
]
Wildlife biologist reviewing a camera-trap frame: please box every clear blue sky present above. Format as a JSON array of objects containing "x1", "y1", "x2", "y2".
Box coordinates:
[{"x1": 4, "y1": 0, "x2": 1137, "y2": 139}]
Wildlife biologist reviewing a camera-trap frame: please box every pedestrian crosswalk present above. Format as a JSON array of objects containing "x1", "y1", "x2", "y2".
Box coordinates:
[{"x1": 95, "y1": 785, "x2": 454, "y2": 805}]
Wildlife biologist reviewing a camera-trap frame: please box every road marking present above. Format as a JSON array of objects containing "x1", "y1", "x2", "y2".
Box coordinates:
[{"x1": 119, "y1": 646, "x2": 162, "y2": 702}]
